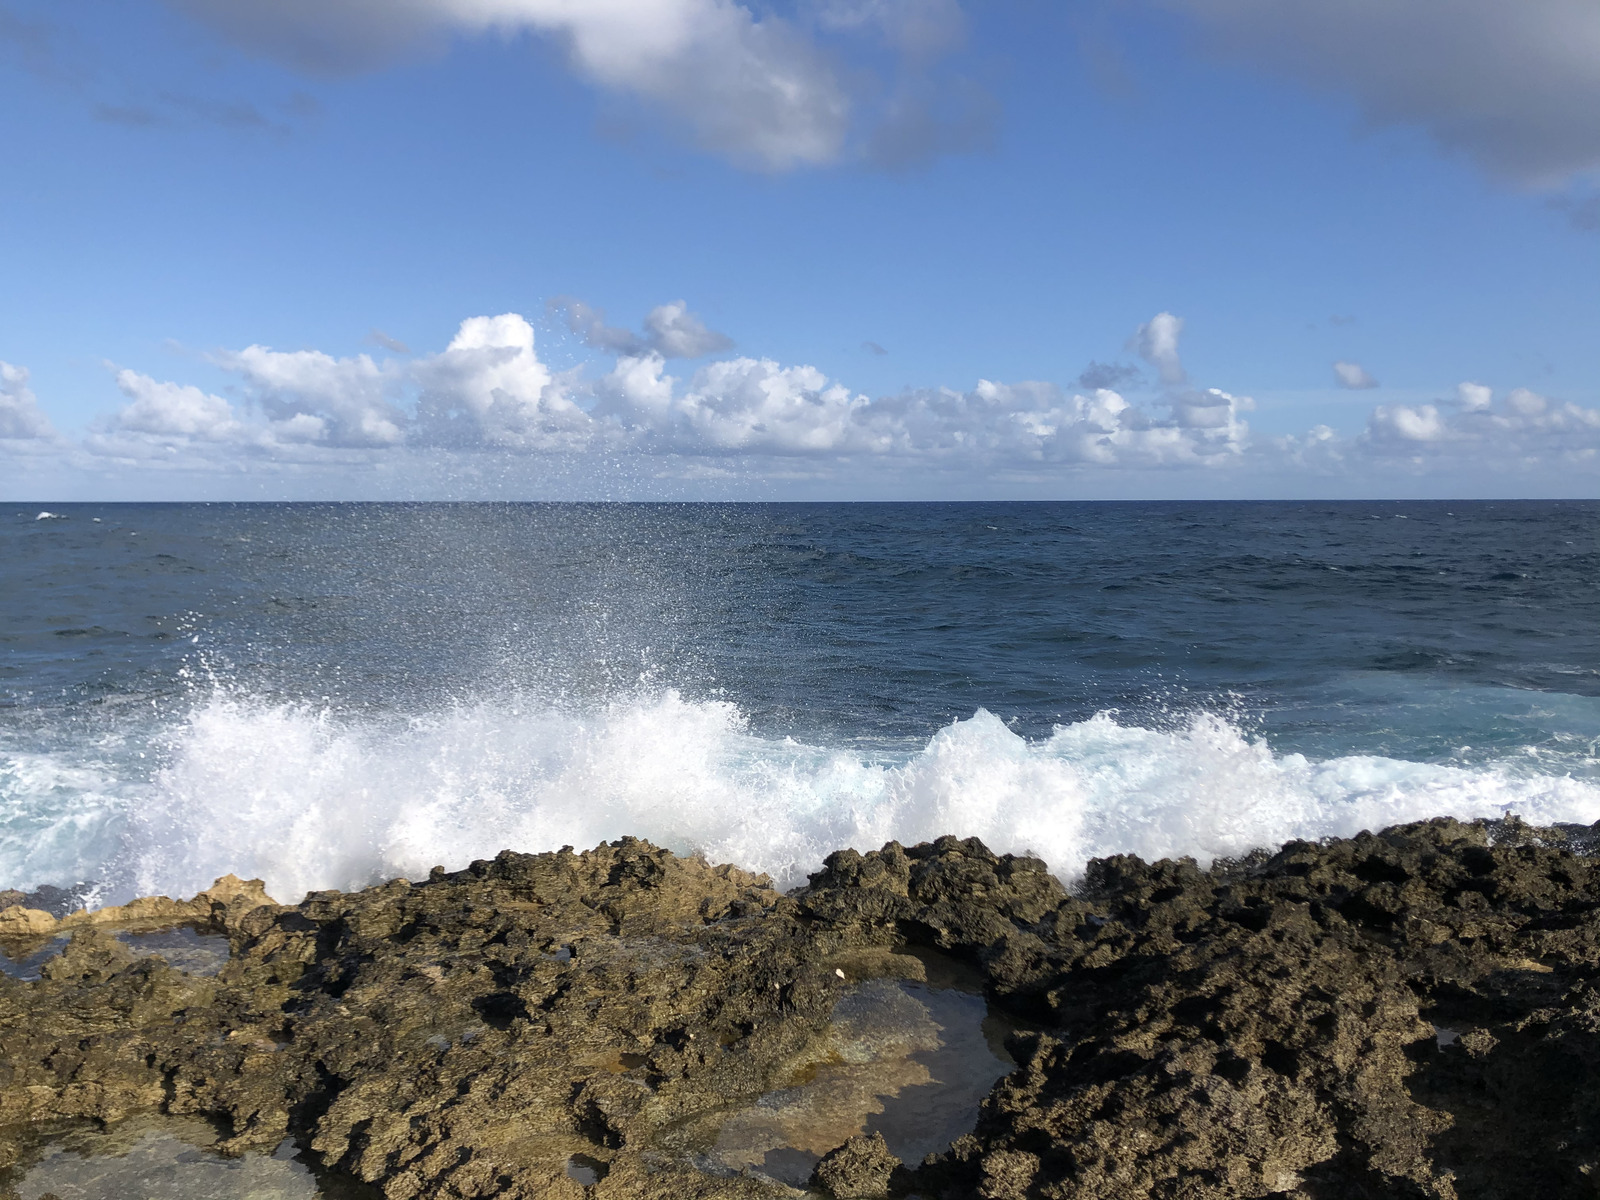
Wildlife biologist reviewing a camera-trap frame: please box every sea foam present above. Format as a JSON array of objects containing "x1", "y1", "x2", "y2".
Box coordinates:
[{"x1": 38, "y1": 688, "x2": 1583, "y2": 904}]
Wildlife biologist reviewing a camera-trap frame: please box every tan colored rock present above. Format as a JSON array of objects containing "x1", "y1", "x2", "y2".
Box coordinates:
[
  {"x1": 0, "y1": 905, "x2": 59, "y2": 936},
  {"x1": 76, "y1": 895, "x2": 199, "y2": 927},
  {"x1": 8, "y1": 823, "x2": 1600, "y2": 1198},
  {"x1": 0, "y1": 876, "x2": 279, "y2": 939},
  {"x1": 195, "y1": 874, "x2": 279, "y2": 931},
  {"x1": 196, "y1": 873, "x2": 275, "y2": 908}
]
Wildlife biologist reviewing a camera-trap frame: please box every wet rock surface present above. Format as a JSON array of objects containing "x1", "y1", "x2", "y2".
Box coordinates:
[
  {"x1": 6, "y1": 1113, "x2": 381, "y2": 1200},
  {"x1": 4, "y1": 819, "x2": 1600, "y2": 1198}
]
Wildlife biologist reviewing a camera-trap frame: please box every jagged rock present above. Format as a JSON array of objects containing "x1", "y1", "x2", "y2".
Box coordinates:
[
  {"x1": 4, "y1": 820, "x2": 1600, "y2": 1199},
  {"x1": 0, "y1": 883, "x2": 95, "y2": 919},
  {"x1": 812, "y1": 1131, "x2": 900, "y2": 1198},
  {"x1": 0, "y1": 874, "x2": 276, "y2": 939}
]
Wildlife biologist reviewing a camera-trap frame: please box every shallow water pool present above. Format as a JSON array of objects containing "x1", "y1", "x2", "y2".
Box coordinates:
[{"x1": 2, "y1": 1117, "x2": 379, "y2": 1200}]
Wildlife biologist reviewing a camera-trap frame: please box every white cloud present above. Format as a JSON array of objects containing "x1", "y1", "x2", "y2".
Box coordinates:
[
  {"x1": 17, "y1": 308, "x2": 1599, "y2": 495},
  {"x1": 84, "y1": 312, "x2": 596, "y2": 469},
  {"x1": 1367, "y1": 402, "x2": 1448, "y2": 444},
  {"x1": 1333, "y1": 360, "x2": 1378, "y2": 390},
  {"x1": 167, "y1": 0, "x2": 852, "y2": 170},
  {"x1": 864, "y1": 379, "x2": 1252, "y2": 466},
  {"x1": 1170, "y1": 386, "x2": 1253, "y2": 433},
  {"x1": 0, "y1": 361, "x2": 56, "y2": 440},
  {"x1": 594, "y1": 348, "x2": 1254, "y2": 467},
  {"x1": 162, "y1": 0, "x2": 999, "y2": 171},
  {"x1": 413, "y1": 312, "x2": 591, "y2": 450},
  {"x1": 213, "y1": 345, "x2": 403, "y2": 447},
  {"x1": 1157, "y1": 0, "x2": 1600, "y2": 186},
  {"x1": 597, "y1": 353, "x2": 876, "y2": 454},
  {"x1": 73, "y1": 307, "x2": 1262, "y2": 474},
  {"x1": 642, "y1": 300, "x2": 735, "y2": 359},
  {"x1": 122, "y1": 0, "x2": 1600, "y2": 186},
  {"x1": 86, "y1": 368, "x2": 339, "y2": 465},
  {"x1": 111, "y1": 370, "x2": 242, "y2": 439},
  {"x1": 1506, "y1": 387, "x2": 1549, "y2": 419},
  {"x1": 1363, "y1": 383, "x2": 1600, "y2": 461},
  {"x1": 1131, "y1": 312, "x2": 1185, "y2": 385}
]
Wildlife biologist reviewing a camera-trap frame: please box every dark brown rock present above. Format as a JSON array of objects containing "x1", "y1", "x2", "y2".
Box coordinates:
[
  {"x1": 4, "y1": 819, "x2": 1600, "y2": 1199},
  {"x1": 812, "y1": 1131, "x2": 900, "y2": 1198}
]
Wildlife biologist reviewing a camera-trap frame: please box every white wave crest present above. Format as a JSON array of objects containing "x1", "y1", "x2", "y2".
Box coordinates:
[
  {"x1": 0, "y1": 750, "x2": 129, "y2": 900},
  {"x1": 104, "y1": 690, "x2": 1600, "y2": 904}
]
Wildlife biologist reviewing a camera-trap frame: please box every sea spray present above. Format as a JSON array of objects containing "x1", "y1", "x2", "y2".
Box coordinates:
[
  {"x1": 12, "y1": 687, "x2": 1579, "y2": 904},
  {"x1": 7, "y1": 501, "x2": 1598, "y2": 904}
]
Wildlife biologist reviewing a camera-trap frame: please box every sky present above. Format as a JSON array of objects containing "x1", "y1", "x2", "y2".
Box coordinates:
[{"x1": 1, "y1": 0, "x2": 1597, "y2": 500}]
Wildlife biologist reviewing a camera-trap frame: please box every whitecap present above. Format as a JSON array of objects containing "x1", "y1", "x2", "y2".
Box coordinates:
[{"x1": 65, "y1": 690, "x2": 1598, "y2": 904}]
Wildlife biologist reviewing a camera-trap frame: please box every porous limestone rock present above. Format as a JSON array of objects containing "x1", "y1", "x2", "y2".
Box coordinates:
[
  {"x1": 0, "y1": 874, "x2": 275, "y2": 939},
  {"x1": 4, "y1": 820, "x2": 1600, "y2": 1199},
  {"x1": 812, "y1": 1131, "x2": 900, "y2": 1198}
]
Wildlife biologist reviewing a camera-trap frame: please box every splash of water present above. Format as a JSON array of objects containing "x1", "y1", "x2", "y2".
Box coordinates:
[{"x1": 0, "y1": 688, "x2": 1557, "y2": 903}]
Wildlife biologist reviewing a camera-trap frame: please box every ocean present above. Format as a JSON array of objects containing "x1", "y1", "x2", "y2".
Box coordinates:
[{"x1": 3, "y1": 500, "x2": 1597, "y2": 908}]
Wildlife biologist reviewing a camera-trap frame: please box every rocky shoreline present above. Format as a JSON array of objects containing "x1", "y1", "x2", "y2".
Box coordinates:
[{"x1": 4, "y1": 817, "x2": 1600, "y2": 1198}]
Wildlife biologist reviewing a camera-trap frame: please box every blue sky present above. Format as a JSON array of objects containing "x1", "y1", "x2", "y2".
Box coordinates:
[{"x1": 1, "y1": 0, "x2": 1597, "y2": 499}]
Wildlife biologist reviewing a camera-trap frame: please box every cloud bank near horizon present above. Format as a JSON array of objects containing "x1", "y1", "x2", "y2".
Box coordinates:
[{"x1": 3, "y1": 305, "x2": 1596, "y2": 498}]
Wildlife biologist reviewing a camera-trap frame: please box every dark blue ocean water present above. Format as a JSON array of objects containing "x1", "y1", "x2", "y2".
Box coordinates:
[{"x1": 3, "y1": 500, "x2": 1597, "y2": 904}]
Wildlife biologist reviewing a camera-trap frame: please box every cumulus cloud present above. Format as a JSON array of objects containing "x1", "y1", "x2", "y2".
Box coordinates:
[
  {"x1": 413, "y1": 312, "x2": 592, "y2": 450},
  {"x1": 1157, "y1": 0, "x2": 1600, "y2": 186},
  {"x1": 588, "y1": 344, "x2": 1255, "y2": 466},
  {"x1": 214, "y1": 344, "x2": 404, "y2": 446},
  {"x1": 111, "y1": 371, "x2": 241, "y2": 439},
  {"x1": 86, "y1": 368, "x2": 337, "y2": 465},
  {"x1": 550, "y1": 297, "x2": 732, "y2": 359},
  {"x1": 85, "y1": 312, "x2": 605, "y2": 470},
  {"x1": 1169, "y1": 386, "x2": 1253, "y2": 433},
  {"x1": 73, "y1": 307, "x2": 1264, "y2": 474},
  {"x1": 1367, "y1": 402, "x2": 1447, "y2": 445},
  {"x1": 22, "y1": 307, "x2": 1599, "y2": 494},
  {"x1": 1364, "y1": 384, "x2": 1600, "y2": 465},
  {"x1": 867, "y1": 380, "x2": 1251, "y2": 466},
  {"x1": 0, "y1": 361, "x2": 56, "y2": 440},
  {"x1": 597, "y1": 354, "x2": 874, "y2": 454},
  {"x1": 1131, "y1": 312, "x2": 1185, "y2": 385},
  {"x1": 1333, "y1": 360, "x2": 1378, "y2": 390}
]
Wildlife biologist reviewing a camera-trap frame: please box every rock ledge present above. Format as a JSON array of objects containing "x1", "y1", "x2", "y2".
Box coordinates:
[{"x1": 4, "y1": 819, "x2": 1600, "y2": 1199}]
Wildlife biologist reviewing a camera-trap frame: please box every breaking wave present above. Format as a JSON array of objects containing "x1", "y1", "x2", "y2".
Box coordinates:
[{"x1": 7, "y1": 687, "x2": 1600, "y2": 906}]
